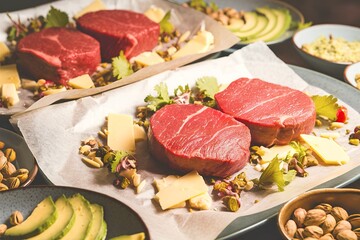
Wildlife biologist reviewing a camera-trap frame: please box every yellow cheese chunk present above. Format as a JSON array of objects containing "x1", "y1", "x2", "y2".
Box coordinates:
[
  {"x1": 154, "y1": 175, "x2": 185, "y2": 208},
  {"x1": 0, "y1": 64, "x2": 21, "y2": 89},
  {"x1": 172, "y1": 30, "x2": 214, "y2": 60},
  {"x1": 42, "y1": 87, "x2": 67, "y2": 96},
  {"x1": 260, "y1": 145, "x2": 296, "y2": 164},
  {"x1": 133, "y1": 124, "x2": 147, "y2": 142},
  {"x1": 0, "y1": 42, "x2": 11, "y2": 62},
  {"x1": 300, "y1": 134, "x2": 350, "y2": 165},
  {"x1": 1, "y1": 83, "x2": 19, "y2": 106},
  {"x1": 155, "y1": 171, "x2": 208, "y2": 210},
  {"x1": 188, "y1": 192, "x2": 212, "y2": 210},
  {"x1": 74, "y1": 0, "x2": 106, "y2": 19},
  {"x1": 68, "y1": 74, "x2": 94, "y2": 89},
  {"x1": 133, "y1": 51, "x2": 165, "y2": 66},
  {"x1": 107, "y1": 113, "x2": 135, "y2": 152},
  {"x1": 144, "y1": 6, "x2": 165, "y2": 23}
]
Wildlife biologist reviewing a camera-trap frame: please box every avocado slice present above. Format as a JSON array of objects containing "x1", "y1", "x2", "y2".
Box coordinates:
[
  {"x1": 260, "y1": 8, "x2": 292, "y2": 42},
  {"x1": 85, "y1": 204, "x2": 107, "y2": 240},
  {"x1": 250, "y1": 7, "x2": 278, "y2": 39},
  {"x1": 237, "y1": 12, "x2": 258, "y2": 32},
  {"x1": 225, "y1": 18, "x2": 245, "y2": 32},
  {"x1": 109, "y1": 232, "x2": 145, "y2": 240},
  {"x1": 61, "y1": 194, "x2": 93, "y2": 240},
  {"x1": 4, "y1": 196, "x2": 58, "y2": 239},
  {"x1": 26, "y1": 195, "x2": 75, "y2": 240},
  {"x1": 234, "y1": 15, "x2": 268, "y2": 39}
]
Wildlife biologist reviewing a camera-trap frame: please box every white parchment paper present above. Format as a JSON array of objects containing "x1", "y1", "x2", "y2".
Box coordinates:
[
  {"x1": 12, "y1": 42, "x2": 360, "y2": 240},
  {"x1": 0, "y1": 0, "x2": 239, "y2": 115}
]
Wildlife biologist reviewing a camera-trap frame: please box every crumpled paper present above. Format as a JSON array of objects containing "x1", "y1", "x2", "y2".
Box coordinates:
[
  {"x1": 0, "y1": 0, "x2": 239, "y2": 115},
  {"x1": 12, "y1": 42, "x2": 360, "y2": 240}
]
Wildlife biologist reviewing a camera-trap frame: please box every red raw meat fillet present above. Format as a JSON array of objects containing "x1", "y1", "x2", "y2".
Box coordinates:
[
  {"x1": 76, "y1": 10, "x2": 160, "y2": 61},
  {"x1": 148, "y1": 104, "x2": 251, "y2": 177},
  {"x1": 215, "y1": 78, "x2": 316, "y2": 146},
  {"x1": 16, "y1": 27, "x2": 101, "y2": 85}
]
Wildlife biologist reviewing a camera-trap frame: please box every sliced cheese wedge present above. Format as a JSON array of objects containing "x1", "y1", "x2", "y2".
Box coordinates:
[
  {"x1": 0, "y1": 42, "x2": 11, "y2": 62},
  {"x1": 1, "y1": 83, "x2": 19, "y2": 106},
  {"x1": 68, "y1": 74, "x2": 94, "y2": 89},
  {"x1": 0, "y1": 64, "x2": 21, "y2": 89},
  {"x1": 107, "y1": 113, "x2": 135, "y2": 152},
  {"x1": 133, "y1": 124, "x2": 147, "y2": 142},
  {"x1": 260, "y1": 145, "x2": 296, "y2": 164},
  {"x1": 172, "y1": 30, "x2": 214, "y2": 59},
  {"x1": 133, "y1": 51, "x2": 164, "y2": 66},
  {"x1": 300, "y1": 134, "x2": 350, "y2": 165},
  {"x1": 154, "y1": 175, "x2": 185, "y2": 208},
  {"x1": 155, "y1": 171, "x2": 208, "y2": 210},
  {"x1": 74, "y1": 0, "x2": 106, "y2": 19}
]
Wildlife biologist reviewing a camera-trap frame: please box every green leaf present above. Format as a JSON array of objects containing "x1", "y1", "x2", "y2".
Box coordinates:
[
  {"x1": 109, "y1": 151, "x2": 129, "y2": 173},
  {"x1": 45, "y1": 6, "x2": 69, "y2": 28},
  {"x1": 159, "y1": 11, "x2": 174, "y2": 34},
  {"x1": 112, "y1": 51, "x2": 134, "y2": 80},
  {"x1": 289, "y1": 141, "x2": 307, "y2": 164},
  {"x1": 311, "y1": 95, "x2": 339, "y2": 121},
  {"x1": 196, "y1": 76, "x2": 219, "y2": 99},
  {"x1": 144, "y1": 82, "x2": 173, "y2": 111},
  {"x1": 297, "y1": 21, "x2": 312, "y2": 30},
  {"x1": 258, "y1": 157, "x2": 285, "y2": 192},
  {"x1": 283, "y1": 170, "x2": 297, "y2": 185}
]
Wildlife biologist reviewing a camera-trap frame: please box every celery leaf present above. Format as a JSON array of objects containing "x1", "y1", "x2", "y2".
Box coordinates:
[
  {"x1": 311, "y1": 95, "x2": 339, "y2": 121},
  {"x1": 196, "y1": 76, "x2": 219, "y2": 99},
  {"x1": 112, "y1": 51, "x2": 133, "y2": 80},
  {"x1": 258, "y1": 157, "x2": 285, "y2": 191},
  {"x1": 159, "y1": 11, "x2": 174, "y2": 34}
]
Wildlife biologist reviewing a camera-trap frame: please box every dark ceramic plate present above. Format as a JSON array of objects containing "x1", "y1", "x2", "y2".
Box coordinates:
[
  {"x1": 0, "y1": 127, "x2": 38, "y2": 188},
  {"x1": 0, "y1": 186, "x2": 150, "y2": 239}
]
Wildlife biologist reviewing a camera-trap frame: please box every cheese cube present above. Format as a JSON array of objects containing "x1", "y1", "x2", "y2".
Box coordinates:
[
  {"x1": 74, "y1": 0, "x2": 106, "y2": 19},
  {"x1": 133, "y1": 51, "x2": 165, "y2": 66},
  {"x1": 172, "y1": 30, "x2": 214, "y2": 59},
  {"x1": 0, "y1": 64, "x2": 21, "y2": 89},
  {"x1": 107, "y1": 113, "x2": 135, "y2": 152},
  {"x1": 300, "y1": 134, "x2": 350, "y2": 165},
  {"x1": 68, "y1": 74, "x2": 94, "y2": 89},
  {"x1": 1, "y1": 83, "x2": 19, "y2": 106},
  {"x1": 260, "y1": 145, "x2": 296, "y2": 164},
  {"x1": 0, "y1": 42, "x2": 11, "y2": 62},
  {"x1": 154, "y1": 175, "x2": 185, "y2": 208},
  {"x1": 155, "y1": 171, "x2": 208, "y2": 210},
  {"x1": 144, "y1": 6, "x2": 165, "y2": 23}
]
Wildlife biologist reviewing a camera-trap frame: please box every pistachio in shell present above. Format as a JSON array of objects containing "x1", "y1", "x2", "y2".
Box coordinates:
[
  {"x1": 0, "y1": 224, "x2": 7, "y2": 236},
  {"x1": 9, "y1": 211, "x2": 23, "y2": 225},
  {"x1": 285, "y1": 219, "x2": 297, "y2": 238},
  {"x1": 0, "y1": 155, "x2": 7, "y2": 171},
  {"x1": 0, "y1": 141, "x2": 5, "y2": 149},
  {"x1": 295, "y1": 227, "x2": 305, "y2": 239},
  {"x1": 11, "y1": 168, "x2": 29, "y2": 184},
  {"x1": 347, "y1": 214, "x2": 360, "y2": 229},
  {"x1": 333, "y1": 220, "x2": 352, "y2": 237},
  {"x1": 293, "y1": 207, "x2": 307, "y2": 227},
  {"x1": 319, "y1": 233, "x2": 335, "y2": 240},
  {"x1": 4, "y1": 148, "x2": 16, "y2": 162},
  {"x1": 321, "y1": 214, "x2": 337, "y2": 234},
  {"x1": 303, "y1": 225, "x2": 324, "y2": 238},
  {"x1": 0, "y1": 172, "x2": 3, "y2": 182},
  {"x1": 304, "y1": 209, "x2": 327, "y2": 226},
  {"x1": 331, "y1": 206, "x2": 349, "y2": 222},
  {"x1": 3, "y1": 177, "x2": 20, "y2": 189},
  {"x1": 353, "y1": 228, "x2": 360, "y2": 238},
  {"x1": 336, "y1": 229, "x2": 357, "y2": 240},
  {"x1": 315, "y1": 203, "x2": 333, "y2": 214},
  {"x1": 0, "y1": 183, "x2": 8, "y2": 191},
  {"x1": 1, "y1": 161, "x2": 16, "y2": 178}
]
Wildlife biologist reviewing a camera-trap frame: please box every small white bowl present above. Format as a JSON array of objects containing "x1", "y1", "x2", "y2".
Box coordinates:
[
  {"x1": 292, "y1": 24, "x2": 360, "y2": 79},
  {"x1": 344, "y1": 61, "x2": 360, "y2": 90}
]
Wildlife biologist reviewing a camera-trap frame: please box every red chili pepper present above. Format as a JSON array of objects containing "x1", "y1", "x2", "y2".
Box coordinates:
[{"x1": 336, "y1": 106, "x2": 348, "y2": 123}]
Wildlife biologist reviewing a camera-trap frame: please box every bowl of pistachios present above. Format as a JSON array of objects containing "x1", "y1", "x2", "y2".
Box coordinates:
[
  {"x1": 0, "y1": 127, "x2": 38, "y2": 190},
  {"x1": 278, "y1": 188, "x2": 360, "y2": 240}
]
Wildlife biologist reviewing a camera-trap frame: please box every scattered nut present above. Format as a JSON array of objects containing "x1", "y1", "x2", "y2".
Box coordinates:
[
  {"x1": 285, "y1": 219, "x2": 297, "y2": 238},
  {"x1": 9, "y1": 211, "x2": 24, "y2": 225}
]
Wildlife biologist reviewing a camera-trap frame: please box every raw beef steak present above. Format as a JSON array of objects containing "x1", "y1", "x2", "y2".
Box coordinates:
[
  {"x1": 215, "y1": 78, "x2": 316, "y2": 146},
  {"x1": 16, "y1": 27, "x2": 100, "y2": 85},
  {"x1": 148, "y1": 104, "x2": 251, "y2": 177},
  {"x1": 76, "y1": 10, "x2": 160, "y2": 61}
]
